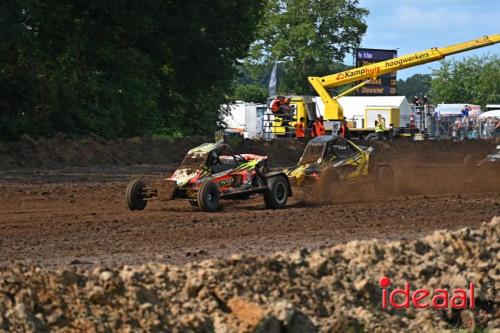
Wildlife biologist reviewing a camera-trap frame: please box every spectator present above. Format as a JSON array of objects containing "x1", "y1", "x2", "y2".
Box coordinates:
[
  {"x1": 432, "y1": 108, "x2": 441, "y2": 137},
  {"x1": 294, "y1": 117, "x2": 305, "y2": 140},
  {"x1": 487, "y1": 118, "x2": 496, "y2": 138},
  {"x1": 374, "y1": 114, "x2": 385, "y2": 140},
  {"x1": 453, "y1": 117, "x2": 462, "y2": 139},
  {"x1": 270, "y1": 96, "x2": 285, "y2": 114},
  {"x1": 310, "y1": 117, "x2": 325, "y2": 138},
  {"x1": 461, "y1": 105, "x2": 470, "y2": 120},
  {"x1": 281, "y1": 97, "x2": 292, "y2": 114},
  {"x1": 413, "y1": 96, "x2": 420, "y2": 106},
  {"x1": 422, "y1": 95, "x2": 429, "y2": 105},
  {"x1": 318, "y1": 116, "x2": 326, "y2": 136},
  {"x1": 310, "y1": 117, "x2": 319, "y2": 138},
  {"x1": 338, "y1": 118, "x2": 351, "y2": 139}
]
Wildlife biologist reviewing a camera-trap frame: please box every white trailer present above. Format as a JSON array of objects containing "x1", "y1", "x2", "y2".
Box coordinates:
[
  {"x1": 221, "y1": 102, "x2": 266, "y2": 139},
  {"x1": 313, "y1": 96, "x2": 414, "y2": 137}
]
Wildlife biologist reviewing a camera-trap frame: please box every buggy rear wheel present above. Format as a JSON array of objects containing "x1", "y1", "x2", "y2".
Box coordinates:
[
  {"x1": 197, "y1": 181, "x2": 220, "y2": 212},
  {"x1": 126, "y1": 179, "x2": 147, "y2": 211},
  {"x1": 264, "y1": 175, "x2": 289, "y2": 209}
]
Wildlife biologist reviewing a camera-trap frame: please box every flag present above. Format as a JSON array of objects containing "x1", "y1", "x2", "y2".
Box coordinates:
[{"x1": 268, "y1": 62, "x2": 277, "y2": 96}]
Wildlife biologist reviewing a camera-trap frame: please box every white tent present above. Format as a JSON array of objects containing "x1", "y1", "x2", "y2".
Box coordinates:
[
  {"x1": 478, "y1": 110, "x2": 500, "y2": 119},
  {"x1": 485, "y1": 104, "x2": 500, "y2": 110}
]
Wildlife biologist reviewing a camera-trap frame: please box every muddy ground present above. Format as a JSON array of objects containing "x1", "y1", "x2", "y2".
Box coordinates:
[{"x1": 0, "y1": 137, "x2": 498, "y2": 268}]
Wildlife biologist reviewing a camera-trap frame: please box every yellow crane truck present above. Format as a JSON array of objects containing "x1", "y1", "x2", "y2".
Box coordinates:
[{"x1": 271, "y1": 34, "x2": 500, "y2": 139}]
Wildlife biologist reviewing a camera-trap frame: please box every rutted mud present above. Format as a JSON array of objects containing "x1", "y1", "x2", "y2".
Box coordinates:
[
  {"x1": 0, "y1": 138, "x2": 499, "y2": 268},
  {"x1": 0, "y1": 162, "x2": 498, "y2": 268}
]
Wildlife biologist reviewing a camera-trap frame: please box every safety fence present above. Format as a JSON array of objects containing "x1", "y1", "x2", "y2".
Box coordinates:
[
  {"x1": 262, "y1": 112, "x2": 301, "y2": 140},
  {"x1": 412, "y1": 105, "x2": 500, "y2": 140}
]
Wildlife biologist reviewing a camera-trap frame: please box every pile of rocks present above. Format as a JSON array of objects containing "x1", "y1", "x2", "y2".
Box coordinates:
[{"x1": 1, "y1": 218, "x2": 498, "y2": 332}]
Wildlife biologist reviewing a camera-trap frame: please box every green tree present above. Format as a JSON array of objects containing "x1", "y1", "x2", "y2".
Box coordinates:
[
  {"x1": 0, "y1": 1, "x2": 264, "y2": 140},
  {"x1": 431, "y1": 55, "x2": 500, "y2": 105},
  {"x1": 247, "y1": 0, "x2": 368, "y2": 94},
  {"x1": 397, "y1": 74, "x2": 432, "y2": 101},
  {"x1": 232, "y1": 84, "x2": 269, "y2": 103},
  {"x1": 159, "y1": 1, "x2": 265, "y2": 135}
]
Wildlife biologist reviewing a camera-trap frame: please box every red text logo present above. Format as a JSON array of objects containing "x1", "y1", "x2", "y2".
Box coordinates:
[{"x1": 379, "y1": 277, "x2": 475, "y2": 310}]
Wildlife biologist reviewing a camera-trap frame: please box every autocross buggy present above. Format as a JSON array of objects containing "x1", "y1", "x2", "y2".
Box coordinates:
[
  {"x1": 284, "y1": 136, "x2": 395, "y2": 194},
  {"x1": 126, "y1": 142, "x2": 292, "y2": 212}
]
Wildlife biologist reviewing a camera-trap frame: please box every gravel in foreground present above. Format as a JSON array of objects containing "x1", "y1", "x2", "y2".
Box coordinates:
[{"x1": 1, "y1": 218, "x2": 498, "y2": 332}]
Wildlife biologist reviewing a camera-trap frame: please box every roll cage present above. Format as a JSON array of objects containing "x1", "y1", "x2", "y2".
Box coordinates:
[{"x1": 299, "y1": 136, "x2": 362, "y2": 165}]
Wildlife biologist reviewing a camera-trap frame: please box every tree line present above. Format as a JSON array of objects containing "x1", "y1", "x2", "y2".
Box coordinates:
[
  {"x1": 0, "y1": 1, "x2": 264, "y2": 140},
  {"x1": 397, "y1": 55, "x2": 499, "y2": 106},
  {"x1": 0, "y1": 0, "x2": 369, "y2": 140}
]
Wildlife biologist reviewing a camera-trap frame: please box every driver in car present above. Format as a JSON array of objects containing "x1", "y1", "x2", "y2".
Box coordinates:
[{"x1": 208, "y1": 151, "x2": 219, "y2": 166}]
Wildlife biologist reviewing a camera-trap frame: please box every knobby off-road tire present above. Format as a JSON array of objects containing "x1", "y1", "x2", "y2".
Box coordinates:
[
  {"x1": 126, "y1": 179, "x2": 147, "y2": 211},
  {"x1": 264, "y1": 175, "x2": 289, "y2": 209},
  {"x1": 197, "y1": 181, "x2": 220, "y2": 212},
  {"x1": 375, "y1": 165, "x2": 395, "y2": 193}
]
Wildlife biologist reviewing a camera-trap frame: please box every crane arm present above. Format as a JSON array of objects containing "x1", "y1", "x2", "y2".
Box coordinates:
[{"x1": 309, "y1": 34, "x2": 500, "y2": 120}]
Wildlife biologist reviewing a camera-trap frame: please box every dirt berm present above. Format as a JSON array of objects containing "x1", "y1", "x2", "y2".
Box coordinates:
[
  {"x1": 0, "y1": 135, "x2": 306, "y2": 170},
  {"x1": 1, "y1": 218, "x2": 498, "y2": 332},
  {"x1": 0, "y1": 135, "x2": 496, "y2": 170}
]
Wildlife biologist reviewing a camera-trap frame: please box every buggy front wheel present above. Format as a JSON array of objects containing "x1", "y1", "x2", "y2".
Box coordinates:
[{"x1": 197, "y1": 181, "x2": 220, "y2": 212}]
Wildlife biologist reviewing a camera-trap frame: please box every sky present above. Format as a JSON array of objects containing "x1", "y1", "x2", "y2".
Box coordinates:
[{"x1": 348, "y1": 0, "x2": 500, "y2": 79}]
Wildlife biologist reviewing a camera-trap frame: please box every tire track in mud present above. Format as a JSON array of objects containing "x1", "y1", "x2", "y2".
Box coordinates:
[{"x1": 0, "y1": 167, "x2": 498, "y2": 268}]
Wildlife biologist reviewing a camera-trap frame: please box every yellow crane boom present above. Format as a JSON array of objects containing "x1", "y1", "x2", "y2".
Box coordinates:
[{"x1": 308, "y1": 34, "x2": 500, "y2": 120}]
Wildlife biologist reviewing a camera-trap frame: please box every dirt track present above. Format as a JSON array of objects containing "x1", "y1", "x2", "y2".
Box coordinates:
[{"x1": 1, "y1": 163, "x2": 498, "y2": 268}]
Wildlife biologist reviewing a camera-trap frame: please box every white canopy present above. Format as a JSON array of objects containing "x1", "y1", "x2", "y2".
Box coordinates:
[
  {"x1": 485, "y1": 104, "x2": 500, "y2": 110},
  {"x1": 478, "y1": 110, "x2": 500, "y2": 119}
]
